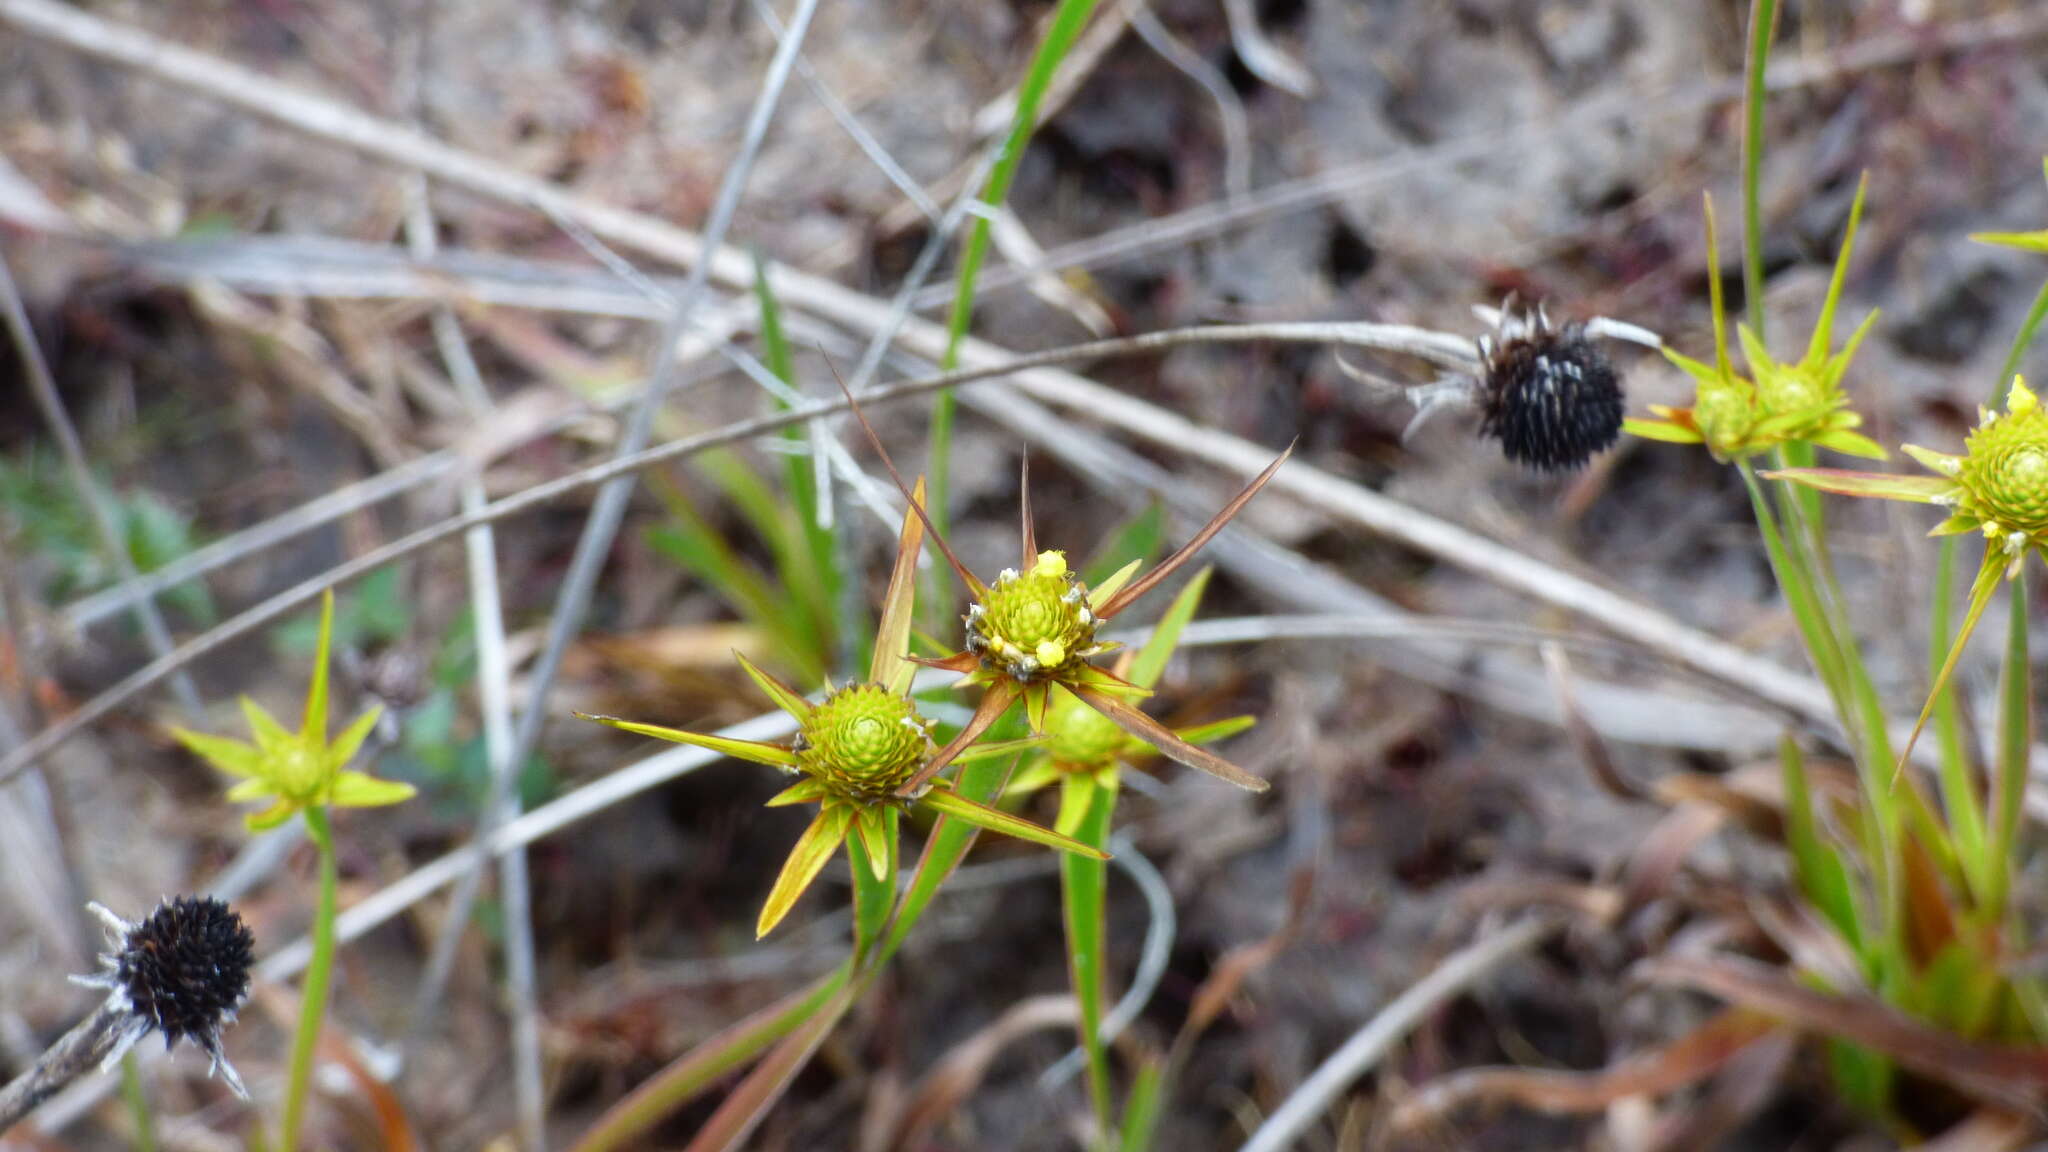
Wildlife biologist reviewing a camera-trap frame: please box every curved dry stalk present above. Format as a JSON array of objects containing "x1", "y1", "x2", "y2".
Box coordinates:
[
  {"x1": 1234, "y1": 916, "x2": 1560, "y2": 1152},
  {"x1": 0, "y1": 1001, "x2": 122, "y2": 1134}
]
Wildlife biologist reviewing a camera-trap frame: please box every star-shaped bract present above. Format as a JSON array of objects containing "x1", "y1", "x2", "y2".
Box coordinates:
[
  {"x1": 1771, "y1": 376, "x2": 2048, "y2": 780},
  {"x1": 1626, "y1": 178, "x2": 1884, "y2": 462},
  {"x1": 171, "y1": 590, "x2": 414, "y2": 831},
  {"x1": 578, "y1": 479, "x2": 1105, "y2": 938},
  {"x1": 832, "y1": 380, "x2": 1286, "y2": 799},
  {"x1": 1003, "y1": 566, "x2": 1255, "y2": 813}
]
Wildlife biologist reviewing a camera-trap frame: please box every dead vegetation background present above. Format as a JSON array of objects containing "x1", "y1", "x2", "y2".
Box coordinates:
[{"x1": 3, "y1": 0, "x2": 2048, "y2": 1148}]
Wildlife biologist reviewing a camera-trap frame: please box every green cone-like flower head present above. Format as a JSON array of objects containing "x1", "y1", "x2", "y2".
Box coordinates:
[
  {"x1": 966, "y1": 551, "x2": 1102, "y2": 681},
  {"x1": 1043, "y1": 686, "x2": 1129, "y2": 770},
  {"x1": 795, "y1": 683, "x2": 934, "y2": 801},
  {"x1": 1956, "y1": 380, "x2": 2048, "y2": 538}
]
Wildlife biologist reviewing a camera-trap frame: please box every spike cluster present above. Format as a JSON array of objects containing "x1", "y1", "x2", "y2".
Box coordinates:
[
  {"x1": 70, "y1": 897, "x2": 254, "y2": 1097},
  {"x1": 965, "y1": 552, "x2": 1108, "y2": 681},
  {"x1": 1475, "y1": 309, "x2": 1625, "y2": 472}
]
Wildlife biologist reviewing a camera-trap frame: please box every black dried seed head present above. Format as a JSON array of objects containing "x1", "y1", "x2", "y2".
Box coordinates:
[
  {"x1": 117, "y1": 897, "x2": 255, "y2": 1050},
  {"x1": 1477, "y1": 320, "x2": 1624, "y2": 472}
]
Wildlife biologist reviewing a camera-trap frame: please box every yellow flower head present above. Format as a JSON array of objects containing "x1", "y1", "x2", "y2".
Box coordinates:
[
  {"x1": 965, "y1": 550, "x2": 1110, "y2": 680},
  {"x1": 1771, "y1": 377, "x2": 2048, "y2": 781},
  {"x1": 171, "y1": 591, "x2": 414, "y2": 832},
  {"x1": 575, "y1": 483, "x2": 1105, "y2": 938},
  {"x1": 1626, "y1": 179, "x2": 1884, "y2": 463}
]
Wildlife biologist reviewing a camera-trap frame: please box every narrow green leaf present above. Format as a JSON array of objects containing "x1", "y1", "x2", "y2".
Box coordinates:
[
  {"x1": 872, "y1": 478, "x2": 927, "y2": 692},
  {"x1": 1779, "y1": 735, "x2": 1860, "y2": 945},
  {"x1": 1928, "y1": 537, "x2": 1988, "y2": 904},
  {"x1": 1117, "y1": 1056, "x2": 1166, "y2": 1152},
  {"x1": 328, "y1": 771, "x2": 416, "y2": 808},
  {"x1": 1172, "y1": 715, "x2": 1256, "y2": 747},
  {"x1": 170, "y1": 728, "x2": 263, "y2": 779},
  {"x1": 917, "y1": 786, "x2": 1109, "y2": 858},
  {"x1": 1087, "y1": 558, "x2": 1143, "y2": 612},
  {"x1": 765, "y1": 779, "x2": 829, "y2": 807},
  {"x1": 1126, "y1": 566, "x2": 1211, "y2": 690},
  {"x1": 848, "y1": 804, "x2": 898, "y2": 961},
  {"x1": 677, "y1": 984, "x2": 857, "y2": 1152},
  {"x1": 1809, "y1": 173, "x2": 1868, "y2": 366},
  {"x1": 929, "y1": 0, "x2": 1106, "y2": 537},
  {"x1": 574, "y1": 712, "x2": 799, "y2": 768}
]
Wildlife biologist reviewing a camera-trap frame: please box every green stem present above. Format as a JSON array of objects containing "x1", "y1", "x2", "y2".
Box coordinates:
[
  {"x1": 1930, "y1": 537, "x2": 1989, "y2": 901},
  {"x1": 282, "y1": 807, "x2": 339, "y2": 1152},
  {"x1": 1993, "y1": 277, "x2": 2048, "y2": 401},
  {"x1": 1985, "y1": 579, "x2": 2031, "y2": 919},
  {"x1": 1740, "y1": 0, "x2": 1778, "y2": 339},
  {"x1": 1740, "y1": 463, "x2": 1903, "y2": 957},
  {"x1": 1059, "y1": 773, "x2": 1116, "y2": 1144},
  {"x1": 120, "y1": 1051, "x2": 157, "y2": 1152},
  {"x1": 930, "y1": 0, "x2": 1103, "y2": 542}
]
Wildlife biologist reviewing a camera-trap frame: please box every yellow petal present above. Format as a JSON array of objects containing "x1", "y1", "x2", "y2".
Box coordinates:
[
  {"x1": 225, "y1": 778, "x2": 276, "y2": 802},
  {"x1": 328, "y1": 771, "x2": 416, "y2": 808},
  {"x1": 325, "y1": 706, "x2": 384, "y2": 772},
  {"x1": 170, "y1": 728, "x2": 264, "y2": 779},
  {"x1": 244, "y1": 798, "x2": 298, "y2": 832},
  {"x1": 241, "y1": 696, "x2": 293, "y2": 750}
]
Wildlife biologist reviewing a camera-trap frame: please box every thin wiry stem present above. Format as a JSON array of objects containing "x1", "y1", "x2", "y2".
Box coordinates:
[
  {"x1": 0, "y1": 305, "x2": 1787, "y2": 787},
  {"x1": 1234, "y1": 917, "x2": 1560, "y2": 1152},
  {"x1": 1038, "y1": 834, "x2": 1175, "y2": 1090},
  {"x1": 907, "y1": 10, "x2": 2048, "y2": 309},
  {"x1": 1130, "y1": 3, "x2": 1252, "y2": 200},
  {"x1": 483, "y1": 23, "x2": 821, "y2": 1108},
  {"x1": 390, "y1": 47, "x2": 547, "y2": 1137},
  {"x1": 60, "y1": 452, "x2": 455, "y2": 633},
  {"x1": 743, "y1": 0, "x2": 940, "y2": 224},
  {"x1": 0, "y1": 250, "x2": 203, "y2": 718}
]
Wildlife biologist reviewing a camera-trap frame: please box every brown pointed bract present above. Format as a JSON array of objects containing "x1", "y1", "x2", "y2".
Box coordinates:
[{"x1": 1097, "y1": 442, "x2": 1294, "y2": 619}]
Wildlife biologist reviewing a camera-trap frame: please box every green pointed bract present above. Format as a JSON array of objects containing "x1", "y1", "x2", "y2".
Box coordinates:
[
  {"x1": 758, "y1": 805, "x2": 852, "y2": 938},
  {"x1": 1631, "y1": 179, "x2": 1882, "y2": 461},
  {"x1": 1766, "y1": 469, "x2": 1952, "y2": 504},
  {"x1": 918, "y1": 785, "x2": 1109, "y2": 860},
  {"x1": 574, "y1": 712, "x2": 801, "y2": 769},
  {"x1": 169, "y1": 589, "x2": 413, "y2": 831},
  {"x1": 734, "y1": 650, "x2": 815, "y2": 721}
]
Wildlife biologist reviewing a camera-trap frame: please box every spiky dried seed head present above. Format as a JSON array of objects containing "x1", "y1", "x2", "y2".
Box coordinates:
[
  {"x1": 795, "y1": 684, "x2": 933, "y2": 801},
  {"x1": 965, "y1": 551, "x2": 1101, "y2": 681},
  {"x1": 117, "y1": 897, "x2": 255, "y2": 1052},
  {"x1": 1478, "y1": 318, "x2": 1624, "y2": 471}
]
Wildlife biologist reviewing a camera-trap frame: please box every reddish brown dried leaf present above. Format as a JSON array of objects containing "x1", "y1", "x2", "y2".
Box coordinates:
[
  {"x1": 1392, "y1": 1011, "x2": 1777, "y2": 1131},
  {"x1": 1641, "y1": 954, "x2": 2048, "y2": 1104}
]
